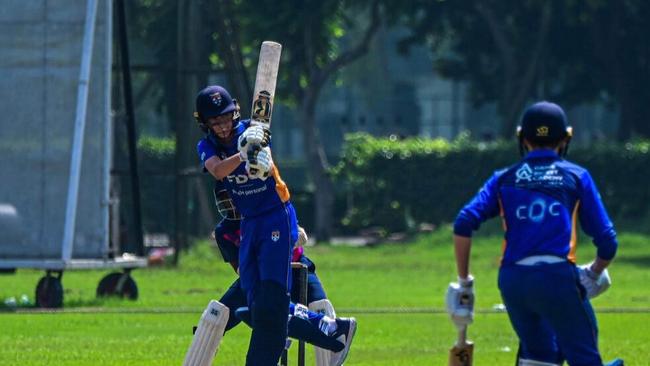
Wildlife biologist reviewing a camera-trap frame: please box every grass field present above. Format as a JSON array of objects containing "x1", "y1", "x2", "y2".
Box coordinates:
[{"x1": 1, "y1": 228, "x2": 649, "y2": 365}]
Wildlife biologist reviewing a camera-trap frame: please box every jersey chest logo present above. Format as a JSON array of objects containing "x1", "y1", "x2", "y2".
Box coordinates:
[
  {"x1": 515, "y1": 163, "x2": 533, "y2": 183},
  {"x1": 271, "y1": 230, "x2": 280, "y2": 242}
]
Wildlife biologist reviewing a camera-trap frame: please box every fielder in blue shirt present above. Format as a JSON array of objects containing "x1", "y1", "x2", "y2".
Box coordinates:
[
  {"x1": 195, "y1": 85, "x2": 297, "y2": 365},
  {"x1": 446, "y1": 101, "x2": 623, "y2": 366}
]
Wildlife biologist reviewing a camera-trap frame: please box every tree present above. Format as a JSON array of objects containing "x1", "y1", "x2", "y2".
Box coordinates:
[
  {"x1": 206, "y1": 0, "x2": 253, "y2": 117},
  {"x1": 396, "y1": 0, "x2": 650, "y2": 140},
  {"x1": 125, "y1": 0, "x2": 217, "y2": 263},
  {"x1": 396, "y1": 0, "x2": 556, "y2": 138},
  {"x1": 125, "y1": 0, "x2": 385, "y2": 243},
  {"x1": 570, "y1": 1, "x2": 650, "y2": 139},
  {"x1": 216, "y1": 0, "x2": 383, "y2": 240}
]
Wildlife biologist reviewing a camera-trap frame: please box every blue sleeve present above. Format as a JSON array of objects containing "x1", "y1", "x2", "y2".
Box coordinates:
[
  {"x1": 577, "y1": 171, "x2": 618, "y2": 260},
  {"x1": 453, "y1": 172, "x2": 502, "y2": 237},
  {"x1": 197, "y1": 139, "x2": 217, "y2": 172}
]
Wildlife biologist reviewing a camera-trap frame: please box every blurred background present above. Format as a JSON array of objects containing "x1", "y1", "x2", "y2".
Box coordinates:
[{"x1": 3, "y1": 0, "x2": 649, "y2": 263}]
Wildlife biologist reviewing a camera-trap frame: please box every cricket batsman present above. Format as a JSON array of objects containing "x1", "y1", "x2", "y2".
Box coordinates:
[
  {"x1": 446, "y1": 101, "x2": 624, "y2": 366},
  {"x1": 212, "y1": 182, "x2": 356, "y2": 366},
  {"x1": 196, "y1": 84, "x2": 294, "y2": 365},
  {"x1": 194, "y1": 85, "x2": 354, "y2": 365}
]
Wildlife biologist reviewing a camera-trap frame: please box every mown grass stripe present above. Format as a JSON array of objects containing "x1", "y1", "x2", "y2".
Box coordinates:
[{"x1": 3, "y1": 306, "x2": 650, "y2": 314}]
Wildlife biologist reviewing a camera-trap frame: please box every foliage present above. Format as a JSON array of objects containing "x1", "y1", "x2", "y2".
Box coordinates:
[
  {"x1": 393, "y1": 0, "x2": 650, "y2": 138},
  {"x1": 333, "y1": 133, "x2": 650, "y2": 233},
  {"x1": 137, "y1": 136, "x2": 175, "y2": 157},
  {"x1": 217, "y1": 0, "x2": 356, "y2": 105},
  {"x1": 121, "y1": 0, "x2": 650, "y2": 241},
  {"x1": 114, "y1": 138, "x2": 176, "y2": 237},
  {"x1": 223, "y1": 0, "x2": 383, "y2": 240}
]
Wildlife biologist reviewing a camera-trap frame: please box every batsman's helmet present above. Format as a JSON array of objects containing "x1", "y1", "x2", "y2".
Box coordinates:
[
  {"x1": 194, "y1": 85, "x2": 240, "y2": 132},
  {"x1": 517, "y1": 101, "x2": 573, "y2": 156}
]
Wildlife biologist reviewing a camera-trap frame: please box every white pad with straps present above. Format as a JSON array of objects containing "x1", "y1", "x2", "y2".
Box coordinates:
[
  {"x1": 309, "y1": 299, "x2": 337, "y2": 366},
  {"x1": 518, "y1": 359, "x2": 560, "y2": 366},
  {"x1": 182, "y1": 300, "x2": 229, "y2": 366}
]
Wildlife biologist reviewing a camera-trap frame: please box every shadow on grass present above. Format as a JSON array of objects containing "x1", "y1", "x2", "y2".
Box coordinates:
[
  {"x1": 163, "y1": 288, "x2": 217, "y2": 295},
  {"x1": 65, "y1": 298, "x2": 107, "y2": 307},
  {"x1": 615, "y1": 255, "x2": 650, "y2": 268}
]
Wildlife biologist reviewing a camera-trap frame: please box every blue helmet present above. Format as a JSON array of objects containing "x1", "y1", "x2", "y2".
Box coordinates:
[
  {"x1": 518, "y1": 101, "x2": 572, "y2": 143},
  {"x1": 194, "y1": 85, "x2": 239, "y2": 132},
  {"x1": 196, "y1": 85, "x2": 236, "y2": 119},
  {"x1": 517, "y1": 101, "x2": 573, "y2": 156}
]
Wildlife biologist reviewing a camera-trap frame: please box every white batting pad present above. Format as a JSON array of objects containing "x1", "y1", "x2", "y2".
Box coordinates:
[
  {"x1": 309, "y1": 299, "x2": 337, "y2": 366},
  {"x1": 182, "y1": 300, "x2": 229, "y2": 366}
]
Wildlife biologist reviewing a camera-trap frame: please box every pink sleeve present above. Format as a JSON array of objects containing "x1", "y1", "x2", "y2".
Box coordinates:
[{"x1": 291, "y1": 246, "x2": 304, "y2": 262}]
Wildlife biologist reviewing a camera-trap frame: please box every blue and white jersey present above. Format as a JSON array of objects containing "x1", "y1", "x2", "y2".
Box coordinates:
[
  {"x1": 197, "y1": 119, "x2": 291, "y2": 218},
  {"x1": 454, "y1": 149, "x2": 618, "y2": 265}
]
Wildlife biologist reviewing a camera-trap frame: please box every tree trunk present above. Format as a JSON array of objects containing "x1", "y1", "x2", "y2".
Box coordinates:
[
  {"x1": 172, "y1": 0, "x2": 187, "y2": 265},
  {"x1": 300, "y1": 90, "x2": 334, "y2": 241},
  {"x1": 634, "y1": 95, "x2": 650, "y2": 137},
  {"x1": 476, "y1": 1, "x2": 551, "y2": 137},
  {"x1": 173, "y1": 1, "x2": 208, "y2": 264},
  {"x1": 297, "y1": 3, "x2": 380, "y2": 241},
  {"x1": 615, "y1": 82, "x2": 646, "y2": 140},
  {"x1": 294, "y1": 1, "x2": 380, "y2": 241},
  {"x1": 213, "y1": 0, "x2": 252, "y2": 115},
  {"x1": 617, "y1": 94, "x2": 634, "y2": 141}
]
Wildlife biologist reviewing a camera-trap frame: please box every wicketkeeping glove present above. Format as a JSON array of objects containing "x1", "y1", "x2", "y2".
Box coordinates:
[
  {"x1": 445, "y1": 275, "x2": 474, "y2": 330},
  {"x1": 245, "y1": 146, "x2": 272, "y2": 180},
  {"x1": 238, "y1": 125, "x2": 271, "y2": 154},
  {"x1": 578, "y1": 263, "x2": 611, "y2": 299}
]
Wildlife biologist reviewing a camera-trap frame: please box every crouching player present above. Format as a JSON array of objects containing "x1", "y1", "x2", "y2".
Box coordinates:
[
  {"x1": 446, "y1": 101, "x2": 623, "y2": 366},
  {"x1": 213, "y1": 184, "x2": 356, "y2": 366}
]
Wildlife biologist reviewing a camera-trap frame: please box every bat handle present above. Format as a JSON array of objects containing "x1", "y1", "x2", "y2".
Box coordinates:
[{"x1": 458, "y1": 326, "x2": 467, "y2": 346}]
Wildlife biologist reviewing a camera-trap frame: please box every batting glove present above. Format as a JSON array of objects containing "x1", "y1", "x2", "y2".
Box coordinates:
[
  {"x1": 245, "y1": 146, "x2": 272, "y2": 180},
  {"x1": 238, "y1": 141, "x2": 263, "y2": 162},
  {"x1": 238, "y1": 125, "x2": 271, "y2": 154},
  {"x1": 445, "y1": 275, "x2": 474, "y2": 330},
  {"x1": 578, "y1": 263, "x2": 611, "y2": 299},
  {"x1": 295, "y1": 226, "x2": 308, "y2": 247}
]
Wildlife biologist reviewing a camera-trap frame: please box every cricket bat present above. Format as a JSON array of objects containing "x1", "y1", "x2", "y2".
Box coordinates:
[
  {"x1": 248, "y1": 41, "x2": 281, "y2": 176},
  {"x1": 250, "y1": 41, "x2": 282, "y2": 128},
  {"x1": 449, "y1": 326, "x2": 474, "y2": 366}
]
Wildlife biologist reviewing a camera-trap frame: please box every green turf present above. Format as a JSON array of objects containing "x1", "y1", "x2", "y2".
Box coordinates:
[{"x1": 1, "y1": 228, "x2": 648, "y2": 365}]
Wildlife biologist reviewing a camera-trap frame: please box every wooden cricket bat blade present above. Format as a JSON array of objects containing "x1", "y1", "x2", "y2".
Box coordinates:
[
  {"x1": 448, "y1": 341, "x2": 473, "y2": 366},
  {"x1": 250, "y1": 41, "x2": 282, "y2": 128}
]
